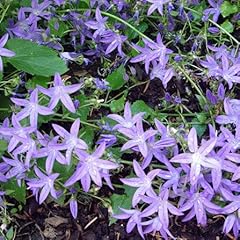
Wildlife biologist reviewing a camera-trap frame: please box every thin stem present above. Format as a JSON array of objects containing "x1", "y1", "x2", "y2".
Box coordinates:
[
  {"x1": 0, "y1": 4, "x2": 10, "y2": 24},
  {"x1": 58, "y1": 8, "x2": 153, "y2": 42},
  {"x1": 177, "y1": 65, "x2": 215, "y2": 127},
  {"x1": 184, "y1": 6, "x2": 240, "y2": 46},
  {"x1": 53, "y1": 113, "x2": 100, "y2": 129}
]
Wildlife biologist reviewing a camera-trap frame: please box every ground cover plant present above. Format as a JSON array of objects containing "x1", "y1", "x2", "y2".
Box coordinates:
[{"x1": 1, "y1": 0, "x2": 240, "y2": 239}]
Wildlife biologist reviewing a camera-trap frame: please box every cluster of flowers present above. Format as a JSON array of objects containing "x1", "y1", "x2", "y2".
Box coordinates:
[
  {"x1": 0, "y1": 72, "x2": 119, "y2": 218},
  {"x1": 105, "y1": 100, "x2": 240, "y2": 239},
  {"x1": 1, "y1": 0, "x2": 240, "y2": 239},
  {"x1": 2, "y1": 81, "x2": 240, "y2": 238},
  {"x1": 5, "y1": 0, "x2": 181, "y2": 88}
]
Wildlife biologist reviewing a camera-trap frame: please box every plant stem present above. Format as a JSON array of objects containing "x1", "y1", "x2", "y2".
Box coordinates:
[
  {"x1": 58, "y1": 8, "x2": 153, "y2": 42},
  {"x1": 183, "y1": 6, "x2": 240, "y2": 46},
  {"x1": 176, "y1": 65, "x2": 215, "y2": 127}
]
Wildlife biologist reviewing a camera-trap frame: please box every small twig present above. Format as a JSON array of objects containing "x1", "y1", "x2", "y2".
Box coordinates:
[
  {"x1": 34, "y1": 224, "x2": 45, "y2": 240},
  {"x1": 18, "y1": 221, "x2": 34, "y2": 233},
  {"x1": 84, "y1": 216, "x2": 98, "y2": 230}
]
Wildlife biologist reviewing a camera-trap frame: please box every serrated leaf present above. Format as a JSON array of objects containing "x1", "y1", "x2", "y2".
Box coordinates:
[
  {"x1": 106, "y1": 65, "x2": 125, "y2": 90},
  {"x1": 220, "y1": 1, "x2": 238, "y2": 18},
  {"x1": 110, "y1": 95, "x2": 126, "y2": 113},
  {"x1": 131, "y1": 100, "x2": 154, "y2": 119},
  {"x1": 6, "y1": 39, "x2": 68, "y2": 77},
  {"x1": 109, "y1": 185, "x2": 135, "y2": 225},
  {"x1": 221, "y1": 20, "x2": 234, "y2": 33}
]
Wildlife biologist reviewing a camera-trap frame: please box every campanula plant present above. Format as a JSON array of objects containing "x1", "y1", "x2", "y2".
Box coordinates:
[{"x1": 1, "y1": 0, "x2": 240, "y2": 239}]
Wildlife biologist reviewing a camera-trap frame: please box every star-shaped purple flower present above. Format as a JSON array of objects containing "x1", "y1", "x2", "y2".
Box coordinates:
[
  {"x1": 52, "y1": 118, "x2": 88, "y2": 165},
  {"x1": 11, "y1": 89, "x2": 53, "y2": 128},
  {"x1": 38, "y1": 72, "x2": 82, "y2": 113},
  {"x1": 27, "y1": 167, "x2": 59, "y2": 204}
]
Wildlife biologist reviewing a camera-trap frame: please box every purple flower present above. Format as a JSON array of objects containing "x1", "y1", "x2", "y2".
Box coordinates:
[
  {"x1": 216, "y1": 98, "x2": 240, "y2": 125},
  {"x1": 141, "y1": 189, "x2": 183, "y2": 232},
  {"x1": 27, "y1": 167, "x2": 59, "y2": 204},
  {"x1": 96, "y1": 134, "x2": 117, "y2": 147},
  {"x1": 65, "y1": 143, "x2": 118, "y2": 191},
  {"x1": 0, "y1": 34, "x2": 15, "y2": 71},
  {"x1": 113, "y1": 208, "x2": 144, "y2": 238},
  {"x1": 146, "y1": 0, "x2": 171, "y2": 16},
  {"x1": 220, "y1": 55, "x2": 240, "y2": 89},
  {"x1": 90, "y1": 0, "x2": 110, "y2": 8},
  {"x1": 108, "y1": 101, "x2": 144, "y2": 130},
  {"x1": 113, "y1": 0, "x2": 126, "y2": 11},
  {"x1": 171, "y1": 127, "x2": 220, "y2": 185},
  {"x1": 12, "y1": 135, "x2": 37, "y2": 167},
  {"x1": 200, "y1": 55, "x2": 222, "y2": 77},
  {"x1": 0, "y1": 163, "x2": 10, "y2": 182},
  {"x1": 180, "y1": 190, "x2": 221, "y2": 225},
  {"x1": 70, "y1": 198, "x2": 78, "y2": 219},
  {"x1": 158, "y1": 162, "x2": 182, "y2": 194},
  {"x1": 11, "y1": 89, "x2": 53, "y2": 128},
  {"x1": 120, "y1": 160, "x2": 160, "y2": 207},
  {"x1": 142, "y1": 216, "x2": 174, "y2": 239},
  {"x1": 22, "y1": 0, "x2": 51, "y2": 21},
  {"x1": 52, "y1": 118, "x2": 88, "y2": 165},
  {"x1": 85, "y1": 8, "x2": 108, "y2": 38},
  {"x1": 150, "y1": 61, "x2": 174, "y2": 88},
  {"x1": 223, "y1": 214, "x2": 240, "y2": 238},
  {"x1": 101, "y1": 31, "x2": 127, "y2": 57},
  {"x1": 3, "y1": 155, "x2": 28, "y2": 186},
  {"x1": 131, "y1": 33, "x2": 172, "y2": 74},
  {"x1": 38, "y1": 73, "x2": 82, "y2": 113},
  {"x1": 53, "y1": 0, "x2": 65, "y2": 6},
  {"x1": 206, "y1": 89, "x2": 218, "y2": 105},
  {"x1": 36, "y1": 132, "x2": 67, "y2": 174},
  {"x1": 202, "y1": 0, "x2": 223, "y2": 22},
  {"x1": 119, "y1": 118, "x2": 157, "y2": 157},
  {"x1": 0, "y1": 114, "x2": 35, "y2": 153}
]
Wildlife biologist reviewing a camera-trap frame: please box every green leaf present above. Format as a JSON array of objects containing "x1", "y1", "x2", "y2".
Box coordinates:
[
  {"x1": 106, "y1": 65, "x2": 125, "y2": 90},
  {"x1": 0, "y1": 139, "x2": 8, "y2": 157},
  {"x1": 79, "y1": 126, "x2": 94, "y2": 147},
  {"x1": 26, "y1": 75, "x2": 50, "y2": 89},
  {"x1": 3, "y1": 180, "x2": 26, "y2": 204},
  {"x1": 125, "y1": 21, "x2": 148, "y2": 40},
  {"x1": 131, "y1": 100, "x2": 155, "y2": 119},
  {"x1": 75, "y1": 95, "x2": 90, "y2": 122},
  {"x1": 221, "y1": 20, "x2": 234, "y2": 33},
  {"x1": 191, "y1": 2, "x2": 207, "y2": 21},
  {"x1": 195, "y1": 94, "x2": 206, "y2": 110},
  {"x1": 192, "y1": 118, "x2": 207, "y2": 137},
  {"x1": 109, "y1": 95, "x2": 126, "y2": 113},
  {"x1": 109, "y1": 185, "x2": 135, "y2": 224},
  {"x1": 6, "y1": 39, "x2": 68, "y2": 77},
  {"x1": 196, "y1": 113, "x2": 207, "y2": 123},
  {"x1": 48, "y1": 18, "x2": 68, "y2": 38},
  {"x1": 6, "y1": 227, "x2": 14, "y2": 240},
  {"x1": 220, "y1": 1, "x2": 238, "y2": 18}
]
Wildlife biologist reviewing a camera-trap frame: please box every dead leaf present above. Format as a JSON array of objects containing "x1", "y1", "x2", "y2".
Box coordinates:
[{"x1": 45, "y1": 216, "x2": 68, "y2": 227}]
